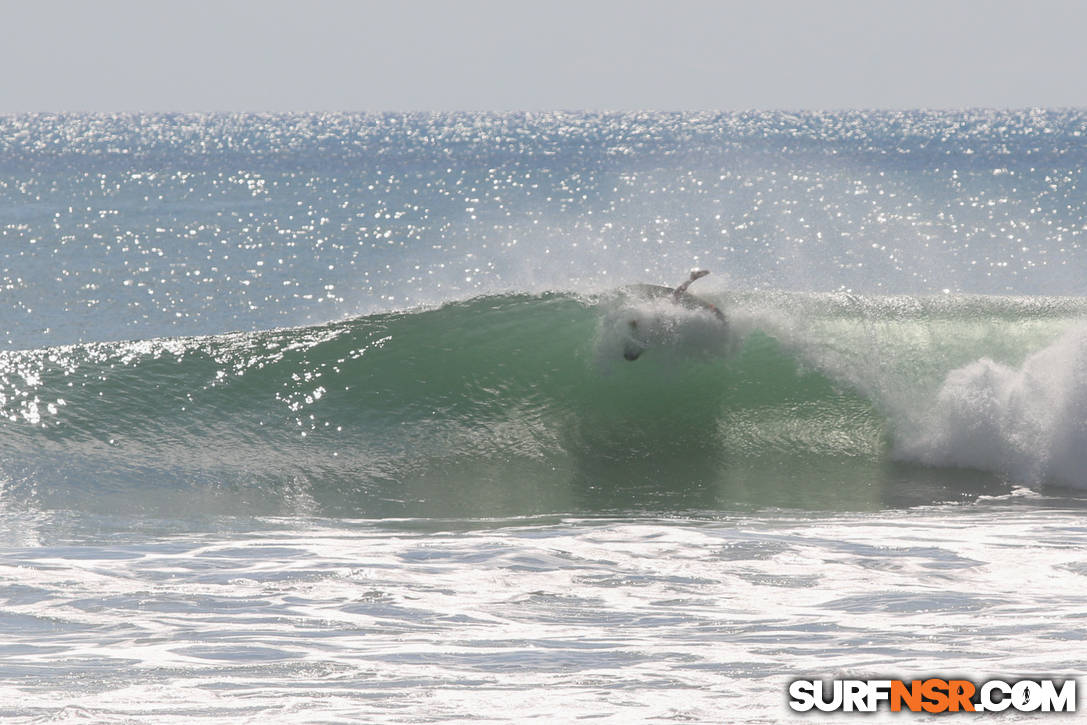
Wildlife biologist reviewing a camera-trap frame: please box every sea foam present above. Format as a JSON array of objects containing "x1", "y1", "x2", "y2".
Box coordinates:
[{"x1": 898, "y1": 323, "x2": 1087, "y2": 487}]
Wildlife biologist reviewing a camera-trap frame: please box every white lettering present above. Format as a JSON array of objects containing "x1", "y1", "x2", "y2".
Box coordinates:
[{"x1": 788, "y1": 680, "x2": 816, "y2": 712}]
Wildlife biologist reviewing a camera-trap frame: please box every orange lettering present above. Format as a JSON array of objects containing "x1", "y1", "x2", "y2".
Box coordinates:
[
  {"x1": 921, "y1": 678, "x2": 949, "y2": 713},
  {"x1": 891, "y1": 680, "x2": 923, "y2": 712},
  {"x1": 948, "y1": 680, "x2": 976, "y2": 712}
]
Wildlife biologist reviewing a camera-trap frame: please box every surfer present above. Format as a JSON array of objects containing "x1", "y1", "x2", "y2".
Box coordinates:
[{"x1": 623, "y1": 269, "x2": 725, "y2": 360}]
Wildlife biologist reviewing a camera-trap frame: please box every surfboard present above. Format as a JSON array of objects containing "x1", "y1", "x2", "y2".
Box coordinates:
[{"x1": 622, "y1": 284, "x2": 726, "y2": 321}]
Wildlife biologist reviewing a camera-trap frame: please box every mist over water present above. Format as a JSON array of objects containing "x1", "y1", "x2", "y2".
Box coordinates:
[{"x1": 2, "y1": 112, "x2": 1086, "y2": 722}]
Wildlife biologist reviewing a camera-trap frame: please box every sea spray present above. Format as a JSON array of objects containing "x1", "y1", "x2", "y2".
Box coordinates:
[{"x1": 898, "y1": 322, "x2": 1087, "y2": 485}]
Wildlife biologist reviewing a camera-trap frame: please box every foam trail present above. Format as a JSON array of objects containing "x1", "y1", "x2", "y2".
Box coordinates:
[{"x1": 897, "y1": 322, "x2": 1087, "y2": 487}]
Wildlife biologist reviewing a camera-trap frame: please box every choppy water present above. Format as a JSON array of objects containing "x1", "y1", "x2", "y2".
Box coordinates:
[{"x1": 1, "y1": 112, "x2": 1086, "y2": 721}]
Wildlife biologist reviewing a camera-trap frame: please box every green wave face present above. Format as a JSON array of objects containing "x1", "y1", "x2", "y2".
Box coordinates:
[{"x1": 2, "y1": 292, "x2": 1085, "y2": 517}]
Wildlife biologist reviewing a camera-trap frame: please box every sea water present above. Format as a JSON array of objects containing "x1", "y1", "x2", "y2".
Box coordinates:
[{"x1": 1, "y1": 112, "x2": 1086, "y2": 722}]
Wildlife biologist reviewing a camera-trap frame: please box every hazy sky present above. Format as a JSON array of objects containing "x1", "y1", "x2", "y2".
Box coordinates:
[{"x1": 4, "y1": 0, "x2": 1086, "y2": 112}]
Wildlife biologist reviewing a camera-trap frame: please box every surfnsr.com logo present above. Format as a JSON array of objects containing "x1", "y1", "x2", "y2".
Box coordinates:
[{"x1": 788, "y1": 678, "x2": 1077, "y2": 713}]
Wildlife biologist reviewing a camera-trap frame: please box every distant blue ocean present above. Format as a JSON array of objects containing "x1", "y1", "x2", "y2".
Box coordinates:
[{"x1": 1, "y1": 112, "x2": 1085, "y2": 721}]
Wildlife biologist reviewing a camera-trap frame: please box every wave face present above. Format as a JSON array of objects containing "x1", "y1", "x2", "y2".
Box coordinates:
[{"x1": 3, "y1": 291, "x2": 1084, "y2": 516}]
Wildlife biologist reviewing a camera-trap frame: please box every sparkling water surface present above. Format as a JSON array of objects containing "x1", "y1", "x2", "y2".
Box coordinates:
[{"x1": 3, "y1": 111, "x2": 1086, "y2": 349}]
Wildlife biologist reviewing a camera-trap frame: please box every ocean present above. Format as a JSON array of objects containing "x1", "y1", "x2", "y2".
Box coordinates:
[{"x1": 1, "y1": 111, "x2": 1085, "y2": 722}]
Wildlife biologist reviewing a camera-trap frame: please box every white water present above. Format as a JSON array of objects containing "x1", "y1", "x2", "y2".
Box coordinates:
[
  {"x1": 900, "y1": 323, "x2": 1087, "y2": 487},
  {"x1": 0, "y1": 502, "x2": 1082, "y2": 723}
]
